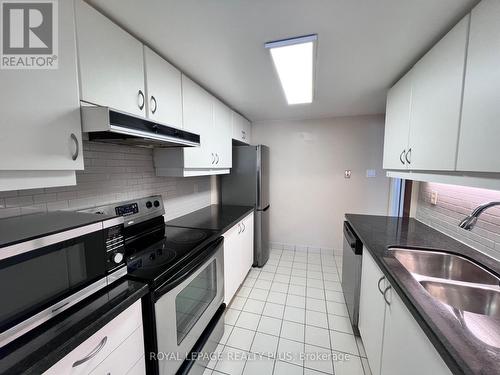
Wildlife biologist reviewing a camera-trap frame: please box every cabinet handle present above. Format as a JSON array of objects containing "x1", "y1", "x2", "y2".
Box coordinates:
[
  {"x1": 150, "y1": 95, "x2": 157, "y2": 114},
  {"x1": 216, "y1": 153, "x2": 219, "y2": 164},
  {"x1": 72, "y1": 336, "x2": 107, "y2": 367},
  {"x1": 70, "y1": 133, "x2": 79, "y2": 161},
  {"x1": 383, "y1": 285, "x2": 392, "y2": 305},
  {"x1": 242, "y1": 222, "x2": 246, "y2": 232},
  {"x1": 405, "y1": 148, "x2": 412, "y2": 164},
  {"x1": 211, "y1": 153, "x2": 215, "y2": 164},
  {"x1": 138, "y1": 90, "x2": 145, "y2": 110},
  {"x1": 238, "y1": 223, "x2": 242, "y2": 234},
  {"x1": 377, "y1": 276, "x2": 385, "y2": 295},
  {"x1": 399, "y1": 150, "x2": 406, "y2": 165}
]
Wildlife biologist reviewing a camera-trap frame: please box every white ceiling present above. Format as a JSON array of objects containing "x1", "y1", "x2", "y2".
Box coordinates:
[{"x1": 88, "y1": 0, "x2": 478, "y2": 122}]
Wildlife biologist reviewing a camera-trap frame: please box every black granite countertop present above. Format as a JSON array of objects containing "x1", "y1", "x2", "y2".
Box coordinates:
[
  {"x1": 345, "y1": 214, "x2": 500, "y2": 375},
  {"x1": 0, "y1": 279, "x2": 148, "y2": 375},
  {"x1": 166, "y1": 204, "x2": 254, "y2": 234}
]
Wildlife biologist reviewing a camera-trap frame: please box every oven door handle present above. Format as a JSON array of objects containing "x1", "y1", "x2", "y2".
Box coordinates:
[{"x1": 153, "y1": 236, "x2": 224, "y2": 300}]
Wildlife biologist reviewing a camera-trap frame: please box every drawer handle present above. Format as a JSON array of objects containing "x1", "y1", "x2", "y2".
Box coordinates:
[
  {"x1": 377, "y1": 276, "x2": 385, "y2": 295},
  {"x1": 216, "y1": 153, "x2": 219, "y2": 164},
  {"x1": 211, "y1": 153, "x2": 215, "y2": 164},
  {"x1": 72, "y1": 336, "x2": 108, "y2": 367},
  {"x1": 383, "y1": 285, "x2": 392, "y2": 306},
  {"x1": 238, "y1": 223, "x2": 242, "y2": 234},
  {"x1": 242, "y1": 222, "x2": 246, "y2": 232}
]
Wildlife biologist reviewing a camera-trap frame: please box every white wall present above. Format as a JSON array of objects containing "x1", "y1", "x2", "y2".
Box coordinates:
[{"x1": 252, "y1": 115, "x2": 390, "y2": 251}]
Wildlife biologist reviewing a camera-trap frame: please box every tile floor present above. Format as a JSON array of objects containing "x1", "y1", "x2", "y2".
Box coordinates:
[{"x1": 204, "y1": 247, "x2": 372, "y2": 375}]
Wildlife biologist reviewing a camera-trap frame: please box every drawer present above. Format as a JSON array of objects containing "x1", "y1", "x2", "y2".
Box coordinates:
[
  {"x1": 89, "y1": 327, "x2": 144, "y2": 375},
  {"x1": 44, "y1": 301, "x2": 142, "y2": 375},
  {"x1": 126, "y1": 356, "x2": 146, "y2": 375}
]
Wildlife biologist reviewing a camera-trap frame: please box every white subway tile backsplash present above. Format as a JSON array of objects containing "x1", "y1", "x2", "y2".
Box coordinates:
[
  {"x1": 0, "y1": 141, "x2": 213, "y2": 221},
  {"x1": 416, "y1": 182, "x2": 500, "y2": 261}
]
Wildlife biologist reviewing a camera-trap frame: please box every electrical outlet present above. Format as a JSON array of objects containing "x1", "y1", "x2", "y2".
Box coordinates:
[
  {"x1": 344, "y1": 170, "x2": 352, "y2": 179},
  {"x1": 430, "y1": 191, "x2": 438, "y2": 205}
]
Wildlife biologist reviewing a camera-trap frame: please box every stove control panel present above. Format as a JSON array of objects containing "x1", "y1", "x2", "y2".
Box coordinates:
[
  {"x1": 105, "y1": 224, "x2": 126, "y2": 272},
  {"x1": 115, "y1": 203, "x2": 139, "y2": 216}
]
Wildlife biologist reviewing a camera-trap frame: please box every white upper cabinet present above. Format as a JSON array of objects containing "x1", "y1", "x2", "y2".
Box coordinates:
[
  {"x1": 232, "y1": 112, "x2": 252, "y2": 144},
  {"x1": 382, "y1": 71, "x2": 412, "y2": 170},
  {"x1": 154, "y1": 75, "x2": 233, "y2": 176},
  {"x1": 0, "y1": 0, "x2": 82, "y2": 191},
  {"x1": 182, "y1": 75, "x2": 214, "y2": 168},
  {"x1": 143, "y1": 47, "x2": 183, "y2": 128},
  {"x1": 75, "y1": 0, "x2": 145, "y2": 117},
  {"x1": 408, "y1": 16, "x2": 469, "y2": 171},
  {"x1": 213, "y1": 99, "x2": 233, "y2": 168},
  {"x1": 384, "y1": 14, "x2": 470, "y2": 173},
  {"x1": 457, "y1": 0, "x2": 500, "y2": 173}
]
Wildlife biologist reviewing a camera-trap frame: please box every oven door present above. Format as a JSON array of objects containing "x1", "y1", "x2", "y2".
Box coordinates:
[
  {"x1": 0, "y1": 226, "x2": 107, "y2": 347},
  {"x1": 154, "y1": 239, "x2": 224, "y2": 375}
]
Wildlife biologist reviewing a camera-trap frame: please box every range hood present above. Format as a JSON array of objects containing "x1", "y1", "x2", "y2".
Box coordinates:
[{"x1": 81, "y1": 106, "x2": 200, "y2": 148}]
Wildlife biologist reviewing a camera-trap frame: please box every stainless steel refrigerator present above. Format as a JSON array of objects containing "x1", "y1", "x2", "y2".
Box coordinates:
[{"x1": 221, "y1": 145, "x2": 270, "y2": 267}]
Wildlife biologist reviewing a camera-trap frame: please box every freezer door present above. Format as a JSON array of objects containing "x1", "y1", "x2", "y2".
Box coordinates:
[
  {"x1": 221, "y1": 146, "x2": 257, "y2": 206},
  {"x1": 257, "y1": 145, "x2": 270, "y2": 209},
  {"x1": 254, "y1": 206, "x2": 270, "y2": 267}
]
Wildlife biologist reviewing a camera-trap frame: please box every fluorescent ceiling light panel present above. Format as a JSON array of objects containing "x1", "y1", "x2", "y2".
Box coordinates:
[{"x1": 265, "y1": 34, "x2": 317, "y2": 105}]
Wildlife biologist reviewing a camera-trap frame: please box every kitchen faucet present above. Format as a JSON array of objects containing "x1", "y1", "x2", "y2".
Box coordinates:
[{"x1": 458, "y1": 201, "x2": 500, "y2": 230}]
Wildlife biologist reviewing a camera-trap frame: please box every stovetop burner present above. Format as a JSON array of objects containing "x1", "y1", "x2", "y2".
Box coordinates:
[
  {"x1": 125, "y1": 225, "x2": 217, "y2": 285},
  {"x1": 169, "y1": 230, "x2": 209, "y2": 245}
]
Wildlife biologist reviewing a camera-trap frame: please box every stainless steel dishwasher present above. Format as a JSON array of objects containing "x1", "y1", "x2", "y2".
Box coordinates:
[{"x1": 341, "y1": 221, "x2": 363, "y2": 336}]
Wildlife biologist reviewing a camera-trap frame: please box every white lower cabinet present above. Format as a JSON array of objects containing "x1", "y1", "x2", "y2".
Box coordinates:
[
  {"x1": 223, "y1": 212, "x2": 254, "y2": 304},
  {"x1": 358, "y1": 247, "x2": 387, "y2": 375},
  {"x1": 381, "y1": 288, "x2": 452, "y2": 375},
  {"x1": 359, "y1": 249, "x2": 451, "y2": 375},
  {"x1": 44, "y1": 301, "x2": 144, "y2": 375}
]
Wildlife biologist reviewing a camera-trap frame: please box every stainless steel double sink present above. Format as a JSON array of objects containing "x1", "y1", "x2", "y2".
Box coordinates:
[{"x1": 389, "y1": 248, "x2": 500, "y2": 318}]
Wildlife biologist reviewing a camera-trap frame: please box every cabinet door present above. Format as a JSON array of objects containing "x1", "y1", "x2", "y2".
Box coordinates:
[
  {"x1": 382, "y1": 72, "x2": 412, "y2": 170},
  {"x1": 232, "y1": 111, "x2": 251, "y2": 144},
  {"x1": 408, "y1": 16, "x2": 469, "y2": 171},
  {"x1": 241, "y1": 213, "x2": 255, "y2": 277},
  {"x1": 182, "y1": 75, "x2": 214, "y2": 168},
  {"x1": 0, "y1": 0, "x2": 82, "y2": 171},
  {"x1": 381, "y1": 288, "x2": 452, "y2": 375},
  {"x1": 144, "y1": 46, "x2": 183, "y2": 128},
  {"x1": 213, "y1": 99, "x2": 233, "y2": 168},
  {"x1": 75, "y1": 0, "x2": 145, "y2": 117},
  {"x1": 457, "y1": 0, "x2": 500, "y2": 172},
  {"x1": 358, "y1": 249, "x2": 386, "y2": 375},
  {"x1": 223, "y1": 224, "x2": 240, "y2": 304}
]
